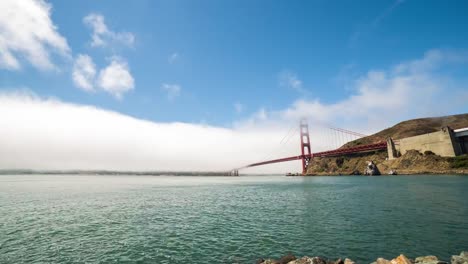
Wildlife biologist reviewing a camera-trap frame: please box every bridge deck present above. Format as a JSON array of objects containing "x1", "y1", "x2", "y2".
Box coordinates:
[{"x1": 244, "y1": 141, "x2": 387, "y2": 168}]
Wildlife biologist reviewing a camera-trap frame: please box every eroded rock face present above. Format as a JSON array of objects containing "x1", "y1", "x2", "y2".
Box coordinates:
[
  {"x1": 390, "y1": 254, "x2": 412, "y2": 264},
  {"x1": 451, "y1": 252, "x2": 468, "y2": 264},
  {"x1": 344, "y1": 258, "x2": 355, "y2": 264}
]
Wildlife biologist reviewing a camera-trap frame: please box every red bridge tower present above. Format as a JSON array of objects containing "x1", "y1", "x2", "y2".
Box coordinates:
[{"x1": 300, "y1": 118, "x2": 311, "y2": 174}]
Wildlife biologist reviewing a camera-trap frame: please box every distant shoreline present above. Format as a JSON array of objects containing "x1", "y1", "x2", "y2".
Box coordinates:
[
  {"x1": 0, "y1": 170, "x2": 241, "y2": 176},
  {"x1": 1, "y1": 170, "x2": 467, "y2": 176}
]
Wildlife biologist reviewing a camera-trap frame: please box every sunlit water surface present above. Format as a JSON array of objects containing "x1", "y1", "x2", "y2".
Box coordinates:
[{"x1": 1, "y1": 175, "x2": 467, "y2": 263}]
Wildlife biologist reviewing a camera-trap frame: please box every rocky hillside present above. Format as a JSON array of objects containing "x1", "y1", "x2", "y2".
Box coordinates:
[
  {"x1": 342, "y1": 113, "x2": 468, "y2": 148},
  {"x1": 306, "y1": 113, "x2": 468, "y2": 175},
  {"x1": 306, "y1": 150, "x2": 468, "y2": 175}
]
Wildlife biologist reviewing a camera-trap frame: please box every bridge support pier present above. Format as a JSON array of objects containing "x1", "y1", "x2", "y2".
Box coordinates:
[{"x1": 300, "y1": 118, "x2": 311, "y2": 175}]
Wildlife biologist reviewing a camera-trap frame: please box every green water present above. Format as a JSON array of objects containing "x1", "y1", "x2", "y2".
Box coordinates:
[{"x1": 1, "y1": 175, "x2": 467, "y2": 263}]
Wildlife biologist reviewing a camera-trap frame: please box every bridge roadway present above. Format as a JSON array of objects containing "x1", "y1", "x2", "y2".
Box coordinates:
[{"x1": 242, "y1": 141, "x2": 387, "y2": 169}]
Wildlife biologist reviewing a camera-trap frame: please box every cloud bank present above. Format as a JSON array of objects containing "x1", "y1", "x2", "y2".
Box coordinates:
[
  {"x1": 1, "y1": 50, "x2": 467, "y2": 173},
  {"x1": 0, "y1": 92, "x2": 298, "y2": 172}
]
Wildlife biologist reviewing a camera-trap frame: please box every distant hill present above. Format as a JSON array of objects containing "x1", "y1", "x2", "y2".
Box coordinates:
[{"x1": 343, "y1": 113, "x2": 468, "y2": 148}]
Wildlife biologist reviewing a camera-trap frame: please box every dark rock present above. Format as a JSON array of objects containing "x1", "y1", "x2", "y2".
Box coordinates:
[
  {"x1": 364, "y1": 161, "x2": 381, "y2": 175},
  {"x1": 279, "y1": 254, "x2": 297, "y2": 264},
  {"x1": 334, "y1": 258, "x2": 344, "y2": 264},
  {"x1": 257, "y1": 258, "x2": 266, "y2": 264},
  {"x1": 312, "y1": 257, "x2": 327, "y2": 264}
]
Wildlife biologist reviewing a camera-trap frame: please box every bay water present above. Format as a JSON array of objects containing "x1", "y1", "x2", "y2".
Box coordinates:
[{"x1": 1, "y1": 175, "x2": 467, "y2": 263}]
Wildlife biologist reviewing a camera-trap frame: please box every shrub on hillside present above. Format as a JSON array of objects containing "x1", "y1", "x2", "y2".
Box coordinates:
[
  {"x1": 449, "y1": 155, "x2": 468, "y2": 168},
  {"x1": 336, "y1": 157, "x2": 344, "y2": 167}
]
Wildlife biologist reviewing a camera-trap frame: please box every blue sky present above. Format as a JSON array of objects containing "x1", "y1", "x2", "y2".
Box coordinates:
[
  {"x1": 1, "y1": 0, "x2": 468, "y2": 172},
  {"x1": 1, "y1": 0, "x2": 467, "y2": 125}
]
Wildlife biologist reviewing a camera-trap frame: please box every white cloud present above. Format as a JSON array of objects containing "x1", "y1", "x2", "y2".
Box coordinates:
[
  {"x1": 0, "y1": 0, "x2": 70, "y2": 71},
  {"x1": 393, "y1": 49, "x2": 468, "y2": 74},
  {"x1": 234, "y1": 102, "x2": 245, "y2": 113},
  {"x1": 0, "y1": 92, "x2": 298, "y2": 173},
  {"x1": 244, "y1": 49, "x2": 468, "y2": 134},
  {"x1": 279, "y1": 70, "x2": 304, "y2": 92},
  {"x1": 1, "y1": 49, "x2": 467, "y2": 174},
  {"x1": 161, "y1": 83, "x2": 181, "y2": 100},
  {"x1": 72, "y1": 54, "x2": 96, "y2": 92},
  {"x1": 83, "y1": 13, "x2": 134, "y2": 48},
  {"x1": 71, "y1": 55, "x2": 135, "y2": 99},
  {"x1": 79, "y1": 13, "x2": 136, "y2": 98},
  {"x1": 168, "y1": 53, "x2": 179, "y2": 64},
  {"x1": 97, "y1": 57, "x2": 135, "y2": 99}
]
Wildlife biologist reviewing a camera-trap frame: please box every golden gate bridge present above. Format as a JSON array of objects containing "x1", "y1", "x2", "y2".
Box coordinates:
[{"x1": 229, "y1": 119, "x2": 387, "y2": 176}]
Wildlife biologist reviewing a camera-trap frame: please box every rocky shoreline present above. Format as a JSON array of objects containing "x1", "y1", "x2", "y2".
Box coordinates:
[
  {"x1": 305, "y1": 150, "x2": 468, "y2": 176},
  {"x1": 258, "y1": 251, "x2": 468, "y2": 264}
]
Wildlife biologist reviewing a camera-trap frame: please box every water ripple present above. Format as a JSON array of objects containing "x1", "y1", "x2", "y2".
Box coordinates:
[{"x1": 1, "y1": 175, "x2": 467, "y2": 263}]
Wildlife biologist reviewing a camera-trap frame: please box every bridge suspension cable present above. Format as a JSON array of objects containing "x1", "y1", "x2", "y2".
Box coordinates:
[
  {"x1": 234, "y1": 118, "x2": 385, "y2": 174},
  {"x1": 259, "y1": 121, "x2": 299, "y2": 163}
]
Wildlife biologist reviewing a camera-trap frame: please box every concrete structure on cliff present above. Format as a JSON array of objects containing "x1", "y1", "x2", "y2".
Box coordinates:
[{"x1": 387, "y1": 126, "x2": 468, "y2": 159}]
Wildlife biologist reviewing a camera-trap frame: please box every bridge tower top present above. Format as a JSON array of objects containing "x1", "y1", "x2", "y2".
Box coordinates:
[{"x1": 300, "y1": 118, "x2": 311, "y2": 174}]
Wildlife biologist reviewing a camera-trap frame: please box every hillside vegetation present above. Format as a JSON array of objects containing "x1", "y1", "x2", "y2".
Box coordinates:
[
  {"x1": 342, "y1": 113, "x2": 468, "y2": 148},
  {"x1": 306, "y1": 113, "x2": 468, "y2": 175}
]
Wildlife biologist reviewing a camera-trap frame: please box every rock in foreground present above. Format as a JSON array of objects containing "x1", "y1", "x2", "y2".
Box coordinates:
[
  {"x1": 451, "y1": 252, "x2": 468, "y2": 264},
  {"x1": 259, "y1": 251, "x2": 467, "y2": 264}
]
